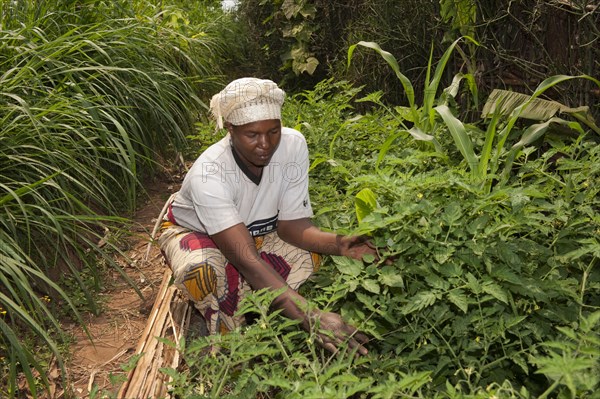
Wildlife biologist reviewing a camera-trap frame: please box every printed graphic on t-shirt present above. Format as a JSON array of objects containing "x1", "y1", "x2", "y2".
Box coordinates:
[{"x1": 247, "y1": 214, "x2": 278, "y2": 236}]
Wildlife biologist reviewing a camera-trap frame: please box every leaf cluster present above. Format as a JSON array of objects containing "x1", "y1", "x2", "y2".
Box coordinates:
[{"x1": 304, "y1": 75, "x2": 600, "y2": 396}]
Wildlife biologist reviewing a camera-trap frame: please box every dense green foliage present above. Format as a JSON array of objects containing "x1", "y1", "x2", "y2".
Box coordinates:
[{"x1": 167, "y1": 74, "x2": 600, "y2": 397}]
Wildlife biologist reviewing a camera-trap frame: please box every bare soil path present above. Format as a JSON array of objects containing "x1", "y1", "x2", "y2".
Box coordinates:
[{"x1": 62, "y1": 176, "x2": 180, "y2": 398}]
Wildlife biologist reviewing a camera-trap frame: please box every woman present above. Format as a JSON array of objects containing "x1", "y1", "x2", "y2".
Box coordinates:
[{"x1": 159, "y1": 77, "x2": 376, "y2": 355}]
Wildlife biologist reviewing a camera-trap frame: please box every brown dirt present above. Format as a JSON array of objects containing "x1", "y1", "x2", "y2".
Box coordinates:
[{"x1": 60, "y1": 176, "x2": 181, "y2": 398}]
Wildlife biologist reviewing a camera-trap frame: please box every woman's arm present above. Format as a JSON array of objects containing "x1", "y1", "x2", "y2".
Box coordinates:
[
  {"x1": 278, "y1": 217, "x2": 377, "y2": 260},
  {"x1": 211, "y1": 223, "x2": 306, "y2": 321},
  {"x1": 211, "y1": 222, "x2": 368, "y2": 355}
]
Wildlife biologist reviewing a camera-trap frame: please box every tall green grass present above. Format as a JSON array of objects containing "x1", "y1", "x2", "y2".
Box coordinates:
[{"x1": 0, "y1": 0, "x2": 232, "y2": 396}]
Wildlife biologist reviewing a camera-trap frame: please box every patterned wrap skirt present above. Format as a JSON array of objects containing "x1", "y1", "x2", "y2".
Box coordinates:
[{"x1": 158, "y1": 222, "x2": 321, "y2": 335}]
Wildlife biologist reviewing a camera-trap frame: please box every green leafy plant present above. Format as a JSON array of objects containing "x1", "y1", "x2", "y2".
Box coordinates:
[
  {"x1": 278, "y1": 0, "x2": 320, "y2": 75},
  {"x1": 348, "y1": 38, "x2": 479, "y2": 168},
  {"x1": 348, "y1": 39, "x2": 600, "y2": 193},
  {"x1": 532, "y1": 311, "x2": 600, "y2": 398},
  {"x1": 300, "y1": 79, "x2": 599, "y2": 396},
  {"x1": 456, "y1": 75, "x2": 600, "y2": 188},
  {"x1": 163, "y1": 288, "x2": 368, "y2": 398}
]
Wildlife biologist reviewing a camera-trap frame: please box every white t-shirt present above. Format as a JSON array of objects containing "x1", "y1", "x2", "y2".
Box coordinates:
[{"x1": 170, "y1": 127, "x2": 313, "y2": 236}]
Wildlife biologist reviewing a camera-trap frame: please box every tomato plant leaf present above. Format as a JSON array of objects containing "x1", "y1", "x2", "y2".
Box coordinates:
[
  {"x1": 466, "y1": 272, "x2": 482, "y2": 294},
  {"x1": 362, "y1": 253, "x2": 376, "y2": 263},
  {"x1": 434, "y1": 104, "x2": 478, "y2": 176},
  {"x1": 482, "y1": 281, "x2": 508, "y2": 304},
  {"x1": 363, "y1": 279, "x2": 381, "y2": 294},
  {"x1": 442, "y1": 202, "x2": 463, "y2": 225},
  {"x1": 332, "y1": 256, "x2": 363, "y2": 277},
  {"x1": 379, "y1": 266, "x2": 404, "y2": 287},
  {"x1": 401, "y1": 291, "x2": 438, "y2": 315},
  {"x1": 512, "y1": 354, "x2": 529, "y2": 374},
  {"x1": 433, "y1": 245, "x2": 455, "y2": 264},
  {"x1": 447, "y1": 289, "x2": 469, "y2": 313}
]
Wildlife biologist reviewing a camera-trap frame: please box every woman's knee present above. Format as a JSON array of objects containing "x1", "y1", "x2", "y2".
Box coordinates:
[{"x1": 177, "y1": 261, "x2": 218, "y2": 302}]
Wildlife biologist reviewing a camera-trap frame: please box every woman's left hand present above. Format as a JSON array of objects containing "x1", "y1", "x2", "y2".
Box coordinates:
[{"x1": 339, "y1": 235, "x2": 378, "y2": 261}]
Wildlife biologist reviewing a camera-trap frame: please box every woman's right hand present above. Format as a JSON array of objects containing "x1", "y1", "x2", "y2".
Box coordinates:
[{"x1": 308, "y1": 310, "x2": 369, "y2": 356}]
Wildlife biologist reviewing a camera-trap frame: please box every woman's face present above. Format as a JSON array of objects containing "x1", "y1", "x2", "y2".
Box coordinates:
[{"x1": 227, "y1": 119, "x2": 282, "y2": 173}]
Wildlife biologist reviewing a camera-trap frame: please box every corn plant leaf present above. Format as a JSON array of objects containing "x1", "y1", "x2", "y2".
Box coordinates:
[
  {"x1": 348, "y1": 41, "x2": 415, "y2": 109},
  {"x1": 501, "y1": 117, "x2": 578, "y2": 181},
  {"x1": 376, "y1": 130, "x2": 406, "y2": 170},
  {"x1": 483, "y1": 74, "x2": 600, "y2": 134},
  {"x1": 478, "y1": 109, "x2": 501, "y2": 178},
  {"x1": 514, "y1": 117, "x2": 577, "y2": 150},
  {"x1": 434, "y1": 104, "x2": 478, "y2": 175},
  {"x1": 408, "y1": 126, "x2": 444, "y2": 153},
  {"x1": 499, "y1": 75, "x2": 600, "y2": 144},
  {"x1": 424, "y1": 36, "x2": 478, "y2": 113},
  {"x1": 439, "y1": 73, "x2": 477, "y2": 107},
  {"x1": 482, "y1": 89, "x2": 591, "y2": 121},
  {"x1": 408, "y1": 126, "x2": 435, "y2": 142}
]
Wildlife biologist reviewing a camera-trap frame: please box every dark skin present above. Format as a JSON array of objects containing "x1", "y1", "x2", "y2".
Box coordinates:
[{"x1": 214, "y1": 119, "x2": 378, "y2": 355}]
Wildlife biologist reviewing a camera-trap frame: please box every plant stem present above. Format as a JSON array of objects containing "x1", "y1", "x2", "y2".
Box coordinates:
[
  {"x1": 579, "y1": 258, "x2": 595, "y2": 319},
  {"x1": 537, "y1": 378, "x2": 562, "y2": 399}
]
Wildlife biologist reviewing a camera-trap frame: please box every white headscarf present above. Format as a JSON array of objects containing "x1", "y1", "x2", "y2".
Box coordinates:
[{"x1": 209, "y1": 77, "x2": 285, "y2": 129}]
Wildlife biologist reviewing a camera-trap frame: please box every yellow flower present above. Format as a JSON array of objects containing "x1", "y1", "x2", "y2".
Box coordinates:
[{"x1": 416, "y1": 193, "x2": 424, "y2": 199}]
